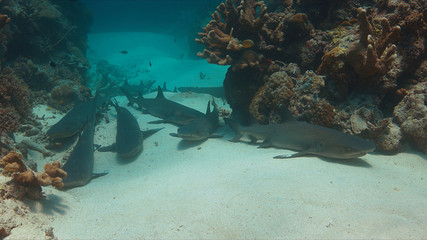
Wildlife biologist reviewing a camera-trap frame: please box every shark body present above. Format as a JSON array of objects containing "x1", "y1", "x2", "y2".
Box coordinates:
[
  {"x1": 170, "y1": 100, "x2": 222, "y2": 141},
  {"x1": 177, "y1": 86, "x2": 225, "y2": 99},
  {"x1": 122, "y1": 86, "x2": 206, "y2": 125},
  {"x1": 47, "y1": 99, "x2": 94, "y2": 139},
  {"x1": 100, "y1": 100, "x2": 162, "y2": 158},
  {"x1": 62, "y1": 95, "x2": 107, "y2": 189},
  {"x1": 225, "y1": 117, "x2": 375, "y2": 159}
]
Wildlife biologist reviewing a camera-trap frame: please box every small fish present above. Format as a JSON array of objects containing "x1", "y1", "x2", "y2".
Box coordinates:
[
  {"x1": 149, "y1": 61, "x2": 152, "y2": 67},
  {"x1": 242, "y1": 39, "x2": 254, "y2": 48},
  {"x1": 120, "y1": 50, "x2": 128, "y2": 54},
  {"x1": 49, "y1": 60, "x2": 56, "y2": 67}
]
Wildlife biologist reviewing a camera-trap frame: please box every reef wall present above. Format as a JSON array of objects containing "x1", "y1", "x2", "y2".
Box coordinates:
[
  {"x1": 197, "y1": 0, "x2": 426, "y2": 153},
  {"x1": 0, "y1": 0, "x2": 93, "y2": 135}
]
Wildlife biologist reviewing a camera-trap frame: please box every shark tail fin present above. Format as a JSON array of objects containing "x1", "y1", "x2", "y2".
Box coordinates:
[
  {"x1": 224, "y1": 118, "x2": 243, "y2": 142},
  {"x1": 111, "y1": 98, "x2": 120, "y2": 112},
  {"x1": 156, "y1": 86, "x2": 165, "y2": 99},
  {"x1": 206, "y1": 99, "x2": 219, "y2": 124},
  {"x1": 142, "y1": 127, "x2": 164, "y2": 139}
]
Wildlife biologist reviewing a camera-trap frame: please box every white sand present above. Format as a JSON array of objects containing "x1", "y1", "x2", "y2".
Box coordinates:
[
  {"x1": 43, "y1": 92, "x2": 426, "y2": 239},
  {"x1": 4, "y1": 32, "x2": 426, "y2": 239}
]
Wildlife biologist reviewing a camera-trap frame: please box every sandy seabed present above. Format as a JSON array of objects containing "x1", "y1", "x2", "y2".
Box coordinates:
[{"x1": 2, "y1": 32, "x2": 426, "y2": 239}]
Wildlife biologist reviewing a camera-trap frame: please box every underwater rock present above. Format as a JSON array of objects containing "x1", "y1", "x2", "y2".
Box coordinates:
[
  {"x1": 249, "y1": 71, "x2": 294, "y2": 123},
  {"x1": 223, "y1": 67, "x2": 265, "y2": 123},
  {"x1": 393, "y1": 82, "x2": 427, "y2": 153},
  {"x1": 376, "y1": 121, "x2": 403, "y2": 153},
  {"x1": 288, "y1": 70, "x2": 336, "y2": 128}
]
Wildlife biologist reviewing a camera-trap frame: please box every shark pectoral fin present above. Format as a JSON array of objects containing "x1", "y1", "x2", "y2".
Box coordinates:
[
  {"x1": 169, "y1": 133, "x2": 179, "y2": 138},
  {"x1": 274, "y1": 146, "x2": 318, "y2": 159},
  {"x1": 148, "y1": 120, "x2": 168, "y2": 124},
  {"x1": 258, "y1": 140, "x2": 273, "y2": 148},
  {"x1": 208, "y1": 134, "x2": 223, "y2": 138},
  {"x1": 98, "y1": 143, "x2": 117, "y2": 152},
  {"x1": 274, "y1": 151, "x2": 310, "y2": 159},
  {"x1": 248, "y1": 136, "x2": 258, "y2": 144},
  {"x1": 92, "y1": 170, "x2": 109, "y2": 179},
  {"x1": 229, "y1": 134, "x2": 243, "y2": 142}
]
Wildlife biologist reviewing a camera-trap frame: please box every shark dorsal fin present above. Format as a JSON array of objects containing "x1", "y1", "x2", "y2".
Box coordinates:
[
  {"x1": 137, "y1": 91, "x2": 144, "y2": 100},
  {"x1": 205, "y1": 100, "x2": 211, "y2": 115},
  {"x1": 156, "y1": 86, "x2": 165, "y2": 98},
  {"x1": 280, "y1": 105, "x2": 296, "y2": 122}
]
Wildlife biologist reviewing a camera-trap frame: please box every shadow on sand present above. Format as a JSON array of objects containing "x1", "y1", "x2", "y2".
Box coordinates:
[{"x1": 24, "y1": 194, "x2": 69, "y2": 215}]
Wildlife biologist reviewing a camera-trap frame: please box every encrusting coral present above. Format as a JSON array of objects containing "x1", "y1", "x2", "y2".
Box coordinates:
[
  {"x1": 0, "y1": 68, "x2": 32, "y2": 134},
  {"x1": 0, "y1": 152, "x2": 67, "y2": 200}
]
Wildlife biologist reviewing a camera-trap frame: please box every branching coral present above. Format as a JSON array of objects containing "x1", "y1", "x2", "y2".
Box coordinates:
[
  {"x1": 347, "y1": 8, "x2": 401, "y2": 78},
  {"x1": 196, "y1": 0, "x2": 268, "y2": 71},
  {"x1": 0, "y1": 152, "x2": 67, "y2": 200}
]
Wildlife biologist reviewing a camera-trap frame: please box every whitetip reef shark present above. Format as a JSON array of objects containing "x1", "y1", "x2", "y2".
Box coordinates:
[
  {"x1": 225, "y1": 110, "x2": 375, "y2": 159},
  {"x1": 62, "y1": 94, "x2": 108, "y2": 189},
  {"x1": 99, "y1": 99, "x2": 163, "y2": 158},
  {"x1": 122, "y1": 86, "x2": 206, "y2": 125},
  {"x1": 169, "y1": 100, "x2": 222, "y2": 141}
]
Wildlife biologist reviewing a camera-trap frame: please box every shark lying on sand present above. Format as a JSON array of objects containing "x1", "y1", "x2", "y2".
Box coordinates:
[
  {"x1": 47, "y1": 98, "x2": 94, "y2": 139},
  {"x1": 122, "y1": 86, "x2": 206, "y2": 125},
  {"x1": 62, "y1": 94, "x2": 108, "y2": 189},
  {"x1": 99, "y1": 99, "x2": 162, "y2": 158},
  {"x1": 225, "y1": 111, "x2": 375, "y2": 159},
  {"x1": 177, "y1": 86, "x2": 225, "y2": 99},
  {"x1": 169, "y1": 100, "x2": 222, "y2": 141}
]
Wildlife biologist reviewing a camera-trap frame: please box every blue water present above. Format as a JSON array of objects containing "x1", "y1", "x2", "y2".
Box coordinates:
[{"x1": 83, "y1": 0, "x2": 221, "y2": 34}]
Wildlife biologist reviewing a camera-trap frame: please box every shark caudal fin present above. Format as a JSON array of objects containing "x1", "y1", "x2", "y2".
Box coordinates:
[
  {"x1": 206, "y1": 99, "x2": 219, "y2": 126},
  {"x1": 142, "y1": 127, "x2": 164, "y2": 139},
  {"x1": 224, "y1": 118, "x2": 243, "y2": 142}
]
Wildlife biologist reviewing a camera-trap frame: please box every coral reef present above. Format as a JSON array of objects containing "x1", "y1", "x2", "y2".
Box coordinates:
[
  {"x1": 249, "y1": 71, "x2": 294, "y2": 123},
  {"x1": 196, "y1": 0, "x2": 268, "y2": 71},
  {"x1": 197, "y1": 0, "x2": 426, "y2": 153},
  {"x1": 0, "y1": 67, "x2": 31, "y2": 134},
  {"x1": 196, "y1": 0, "x2": 314, "y2": 71},
  {"x1": 0, "y1": 152, "x2": 67, "y2": 200},
  {"x1": 0, "y1": 0, "x2": 92, "y2": 112}
]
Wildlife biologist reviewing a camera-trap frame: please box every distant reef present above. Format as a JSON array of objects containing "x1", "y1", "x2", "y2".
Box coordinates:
[
  {"x1": 0, "y1": 0, "x2": 92, "y2": 136},
  {"x1": 196, "y1": 0, "x2": 426, "y2": 153}
]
